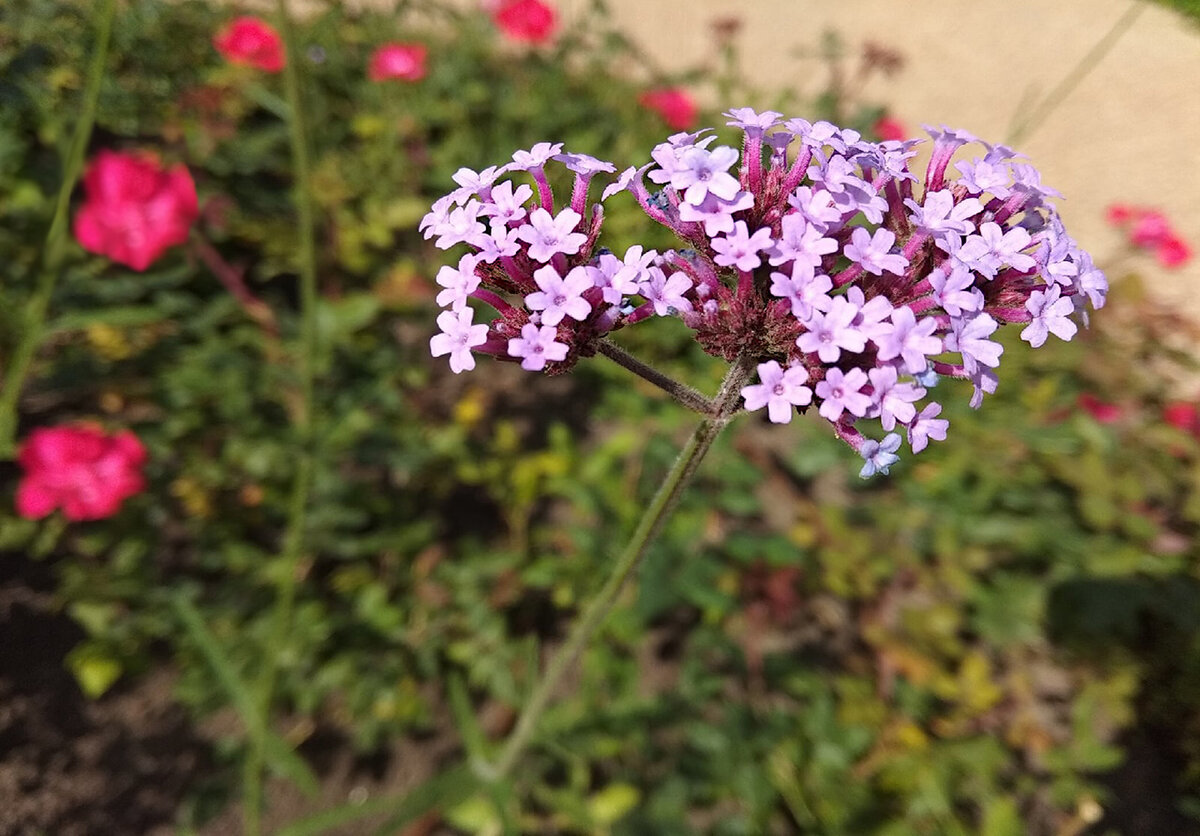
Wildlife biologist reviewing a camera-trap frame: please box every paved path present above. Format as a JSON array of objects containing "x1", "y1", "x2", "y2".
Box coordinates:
[{"x1": 559, "y1": 0, "x2": 1200, "y2": 314}]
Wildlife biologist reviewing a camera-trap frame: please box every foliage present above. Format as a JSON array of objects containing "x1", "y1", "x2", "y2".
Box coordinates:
[{"x1": 2, "y1": 0, "x2": 1199, "y2": 833}]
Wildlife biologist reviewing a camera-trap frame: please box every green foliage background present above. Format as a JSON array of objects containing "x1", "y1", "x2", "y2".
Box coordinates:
[{"x1": 2, "y1": 0, "x2": 1200, "y2": 833}]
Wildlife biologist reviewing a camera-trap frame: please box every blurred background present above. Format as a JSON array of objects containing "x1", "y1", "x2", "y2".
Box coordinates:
[{"x1": 1, "y1": 1, "x2": 1198, "y2": 834}]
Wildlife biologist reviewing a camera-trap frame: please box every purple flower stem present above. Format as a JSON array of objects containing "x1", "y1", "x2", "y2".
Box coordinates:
[
  {"x1": 470, "y1": 288, "x2": 519, "y2": 317},
  {"x1": 779, "y1": 146, "x2": 813, "y2": 197},
  {"x1": 531, "y1": 167, "x2": 555, "y2": 212},
  {"x1": 832, "y1": 262, "x2": 866, "y2": 288}
]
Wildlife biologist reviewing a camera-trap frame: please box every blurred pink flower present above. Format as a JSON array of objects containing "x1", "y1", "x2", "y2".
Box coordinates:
[
  {"x1": 493, "y1": 0, "x2": 557, "y2": 44},
  {"x1": 1076, "y1": 393, "x2": 1121, "y2": 424},
  {"x1": 214, "y1": 16, "x2": 285, "y2": 73},
  {"x1": 873, "y1": 114, "x2": 907, "y2": 142},
  {"x1": 639, "y1": 88, "x2": 697, "y2": 131},
  {"x1": 73, "y1": 150, "x2": 198, "y2": 271},
  {"x1": 16, "y1": 425, "x2": 147, "y2": 522},
  {"x1": 1105, "y1": 204, "x2": 1192, "y2": 269},
  {"x1": 368, "y1": 43, "x2": 428, "y2": 82}
]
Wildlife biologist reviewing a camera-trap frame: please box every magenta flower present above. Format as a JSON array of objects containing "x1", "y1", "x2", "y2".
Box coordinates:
[
  {"x1": 368, "y1": 43, "x2": 427, "y2": 82},
  {"x1": 73, "y1": 150, "x2": 198, "y2": 271},
  {"x1": 214, "y1": 16, "x2": 284, "y2": 72},
  {"x1": 16, "y1": 425, "x2": 146, "y2": 521}
]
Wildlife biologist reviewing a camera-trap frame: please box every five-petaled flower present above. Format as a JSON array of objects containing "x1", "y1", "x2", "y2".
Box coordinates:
[{"x1": 16, "y1": 425, "x2": 147, "y2": 521}]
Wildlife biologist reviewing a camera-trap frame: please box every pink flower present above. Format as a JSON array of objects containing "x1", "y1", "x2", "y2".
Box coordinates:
[
  {"x1": 1076, "y1": 393, "x2": 1121, "y2": 424},
  {"x1": 493, "y1": 0, "x2": 557, "y2": 44},
  {"x1": 214, "y1": 16, "x2": 285, "y2": 73},
  {"x1": 1105, "y1": 204, "x2": 1193, "y2": 269},
  {"x1": 73, "y1": 150, "x2": 199, "y2": 271},
  {"x1": 368, "y1": 43, "x2": 428, "y2": 82},
  {"x1": 16, "y1": 425, "x2": 147, "y2": 522},
  {"x1": 639, "y1": 88, "x2": 697, "y2": 131},
  {"x1": 1164, "y1": 402, "x2": 1200, "y2": 436},
  {"x1": 873, "y1": 114, "x2": 907, "y2": 142}
]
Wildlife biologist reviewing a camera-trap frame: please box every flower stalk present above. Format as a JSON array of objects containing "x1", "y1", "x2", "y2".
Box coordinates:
[
  {"x1": 481, "y1": 353, "x2": 752, "y2": 782},
  {"x1": 243, "y1": 1, "x2": 321, "y2": 832},
  {"x1": 0, "y1": 0, "x2": 117, "y2": 457}
]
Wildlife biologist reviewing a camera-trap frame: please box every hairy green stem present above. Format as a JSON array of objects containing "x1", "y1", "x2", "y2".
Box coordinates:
[
  {"x1": 0, "y1": 0, "x2": 116, "y2": 457},
  {"x1": 1006, "y1": 1, "x2": 1144, "y2": 146},
  {"x1": 244, "y1": 2, "x2": 321, "y2": 832},
  {"x1": 598, "y1": 340, "x2": 715, "y2": 415},
  {"x1": 483, "y1": 355, "x2": 753, "y2": 781}
]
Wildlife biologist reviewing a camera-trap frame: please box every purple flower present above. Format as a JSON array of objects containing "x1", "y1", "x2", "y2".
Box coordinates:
[
  {"x1": 450, "y1": 165, "x2": 506, "y2": 202},
  {"x1": 430, "y1": 308, "x2": 490, "y2": 374},
  {"x1": 1021, "y1": 283, "x2": 1077, "y2": 348},
  {"x1": 859, "y1": 433, "x2": 902, "y2": 478},
  {"x1": 510, "y1": 142, "x2": 564, "y2": 171},
  {"x1": 873, "y1": 306, "x2": 942, "y2": 374},
  {"x1": 946, "y1": 312, "x2": 1003, "y2": 374},
  {"x1": 640, "y1": 267, "x2": 693, "y2": 315},
  {"x1": 928, "y1": 264, "x2": 983, "y2": 317},
  {"x1": 602, "y1": 166, "x2": 640, "y2": 201},
  {"x1": 906, "y1": 190, "x2": 983, "y2": 237},
  {"x1": 867, "y1": 366, "x2": 924, "y2": 430},
  {"x1": 741, "y1": 360, "x2": 813, "y2": 423},
  {"x1": 846, "y1": 286, "x2": 894, "y2": 342},
  {"x1": 960, "y1": 222, "x2": 1035, "y2": 277},
  {"x1": 516, "y1": 207, "x2": 588, "y2": 262},
  {"x1": 908, "y1": 402, "x2": 949, "y2": 453},
  {"x1": 724, "y1": 107, "x2": 782, "y2": 134},
  {"x1": 797, "y1": 296, "x2": 866, "y2": 363},
  {"x1": 769, "y1": 261, "x2": 833, "y2": 320},
  {"x1": 480, "y1": 180, "x2": 533, "y2": 225},
  {"x1": 476, "y1": 224, "x2": 522, "y2": 262},
  {"x1": 526, "y1": 265, "x2": 593, "y2": 326},
  {"x1": 671, "y1": 145, "x2": 742, "y2": 205},
  {"x1": 816, "y1": 367, "x2": 871, "y2": 421},
  {"x1": 953, "y1": 158, "x2": 1012, "y2": 198},
  {"x1": 845, "y1": 227, "x2": 909, "y2": 276},
  {"x1": 678, "y1": 190, "x2": 755, "y2": 236},
  {"x1": 711, "y1": 221, "x2": 774, "y2": 271},
  {"x1": 589, "y1": 245, "x2": 655, "y2": 305},
  {"x1": 508, "y1": 323, "x2": 569, "y2": 371},
  {"x1": 435, "y1": 253, "x2": 481, "y2": 310},
  {"x1": 553, "y1": 152, "x2": 616, "y2": 175},
  {"x1": 769, "y1": 214, "x2": 838, "y2": 267},
  {"x1": 432, "y1": 200, "x2": 487, "y2": 249},
  {"x1": 786, "y1": 186, "x2": 844, "y2": 233}
]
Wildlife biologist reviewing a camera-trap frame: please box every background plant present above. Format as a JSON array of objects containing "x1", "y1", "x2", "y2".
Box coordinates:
[{"x1": 1, "y1": 0, "x2": 1198, "y2": 833}]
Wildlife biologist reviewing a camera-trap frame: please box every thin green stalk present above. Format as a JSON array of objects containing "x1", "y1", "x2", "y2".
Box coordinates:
[
  {"x1": 1006, "y1": 1, "x2": 1144, "y2": 146},
  {"x1": 243, "y1": 2, "x2": 321, "y2": 832},
  {"x1": 484, "y1": 355, "x2": 753, "y2": 781},
  {"x1": 0, "y1": 0, "x2": 116, "y2": 457}
]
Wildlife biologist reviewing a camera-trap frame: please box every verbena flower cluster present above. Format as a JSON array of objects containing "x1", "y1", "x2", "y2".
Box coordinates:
[{"x1": 422, "y1": 108, "x2": 1106, "y2": 477}]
